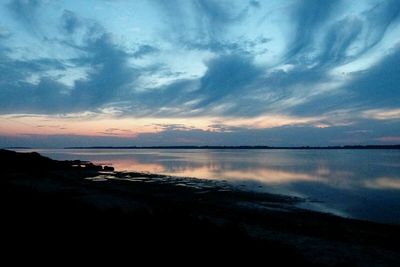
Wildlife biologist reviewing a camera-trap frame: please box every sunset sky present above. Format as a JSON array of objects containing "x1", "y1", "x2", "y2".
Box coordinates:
[{"x1": 0, "y1": 0, "x2": 399, "y2": 147}]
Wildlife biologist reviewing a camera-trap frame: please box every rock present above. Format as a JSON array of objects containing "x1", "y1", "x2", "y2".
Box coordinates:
[
  {"x1": 84, "y1": 163, "x2": 103, "y2": 171},
  {"x1": 103, "y1": 166, "x2": 114, "y2": 171}
]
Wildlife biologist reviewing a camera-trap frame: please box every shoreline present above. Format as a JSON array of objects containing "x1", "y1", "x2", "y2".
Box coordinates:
[{"x1": 1, "y1": 149, "x2": 400, "y2": 265}]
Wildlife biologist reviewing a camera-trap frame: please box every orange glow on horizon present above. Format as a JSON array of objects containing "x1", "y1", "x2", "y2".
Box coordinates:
[{"x1": 0, "y1": 112, "x2": 327, "y2": 138}]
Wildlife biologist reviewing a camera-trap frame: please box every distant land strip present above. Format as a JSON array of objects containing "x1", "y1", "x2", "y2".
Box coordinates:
[{"x1": 62, "y1": 145, "x2": 400, "y2": 150}]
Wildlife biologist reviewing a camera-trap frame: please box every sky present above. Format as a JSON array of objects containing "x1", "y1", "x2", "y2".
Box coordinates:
[{"x1": 0, "y1": 0, "x2": 399, "y2": 147}]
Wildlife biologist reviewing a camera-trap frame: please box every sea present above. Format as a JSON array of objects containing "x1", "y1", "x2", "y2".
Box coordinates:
[{"x1": 15, "y1": 148, "x2": 400, "y2": 224}]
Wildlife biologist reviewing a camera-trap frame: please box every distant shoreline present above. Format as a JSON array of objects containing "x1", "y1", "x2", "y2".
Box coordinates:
[{"x1": 62, "y1": 145, "x2": 400, "y2": 150}]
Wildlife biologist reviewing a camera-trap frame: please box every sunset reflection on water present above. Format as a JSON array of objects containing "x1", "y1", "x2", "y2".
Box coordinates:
[{"x1": 17, "y1": 148, "x2": 400, "y2": 223}]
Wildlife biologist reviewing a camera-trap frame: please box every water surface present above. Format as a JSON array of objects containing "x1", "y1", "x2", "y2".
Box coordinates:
[{"x1": 17, "y1": 148, "x2": 400, "y2": 224}]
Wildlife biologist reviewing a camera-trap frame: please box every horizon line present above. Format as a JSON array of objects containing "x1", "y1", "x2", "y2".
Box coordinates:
[{"x1": 4, "y1": 144, "x2": 400, "y2": 150}]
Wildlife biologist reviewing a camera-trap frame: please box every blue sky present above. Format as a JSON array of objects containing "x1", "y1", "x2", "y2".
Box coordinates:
[{"x1": 0, "y1": 0, "x2": 399, "y2": 147}]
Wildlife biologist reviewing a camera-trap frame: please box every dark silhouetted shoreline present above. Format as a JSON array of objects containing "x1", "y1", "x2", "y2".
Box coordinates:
[{"x1": 1, "y1": 149, "x2": 400, "y2": 265}]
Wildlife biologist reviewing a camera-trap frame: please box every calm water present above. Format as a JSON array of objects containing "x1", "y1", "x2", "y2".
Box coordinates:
[{"x1": 17, "y1": 148, "x2": 400, "y2": 224}]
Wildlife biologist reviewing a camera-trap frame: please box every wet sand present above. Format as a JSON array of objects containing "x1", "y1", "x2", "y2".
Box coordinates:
[{"x1": 1, "y1": 149, "x2": 399, "y2": 266}]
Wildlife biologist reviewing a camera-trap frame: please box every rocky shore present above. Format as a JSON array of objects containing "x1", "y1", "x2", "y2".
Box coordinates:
[{"x1": 1, "y1": 149, "x2": 399, "y2": 266}]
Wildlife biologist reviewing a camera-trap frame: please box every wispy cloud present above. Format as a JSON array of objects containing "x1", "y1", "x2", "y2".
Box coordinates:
[
  {"x1": 0, "y1": 0, "x2": 399, "y2": 146},
  {"x1": 362, "y1": 108, "x2": 400, "y2": 120}
]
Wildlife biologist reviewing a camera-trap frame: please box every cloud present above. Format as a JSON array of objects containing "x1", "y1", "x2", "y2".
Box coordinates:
[
  {"x1": 129, "y1": 53, "x2": 267, "y2": 117},
  {"x1": 0, "y1": 1, "x2": 398, "y2": 121},
  {"x1": 359, "y1": 0, "x2": 400, "y2": 55},
  {"x1": 80, "y1": 119, "x2": 400, "y2": 147},
  {"x1": 207, "y1": 123, "x2": 242, "y2": 132},
  {"x1": 375, "y1": 136, "x2": 400, "y2": 143},
  {"x1": 318, "y1": 16, "x2": 363, "y2": 66},
  {"x1": 2, "y1": 112, "x2": 400, "y2": 147},
  {"x1": 152, "y1": 123, "x2": 196, "y2": 131},
  {"x1": 1, "y1": 0, "x2": 400, "y2": 146},
  {"x1": 362, "y1": 108, "x2": 400, "y2": 120},
  {"x1": 132, "y1": 45, "x2": 159, "y2": 58},
  {"x1": 249, "y1": 1, "x2": 260, "y2": 9},
  {"x1": 195, "y1": 54, "x2": 263, "y2": 106},
  {"x1": 70, "y1": 32, "x2": 138, "y2": 109},
  {"x1": 286, "y1": 0, "x2": 342, "y2": 59},
  {"x1": 7, "y1": 0, "x2": 40, "y2": 20},
  {"x1": 343, "y1": 47, "x2": 400, "y2": 109},
  {"x1": 0, "y1": 26, "x2": 11, "y2": 39},
  {"x1": 153, "y1": 0, "x2": 251, "y2": 50},
  {"x1": 6, "y1": 0, "x2": 41, "y2": 33},
  {"x1": 0, "y1": 13, "x2": 138, "y2": 113},
  {"x1": 181, "y1": 35, "x2": 271, "y2": 56},
  {"x1": 61, "y1": 10, "x2": 81, "y2": 34},
  {"x1": 97, "y1": 127, "x2": 134, "y2": 136}
]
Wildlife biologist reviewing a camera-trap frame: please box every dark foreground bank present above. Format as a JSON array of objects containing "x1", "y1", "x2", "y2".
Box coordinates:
[{"x1": 1, "y1": 149, "x2": 399, "y2": 266}]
